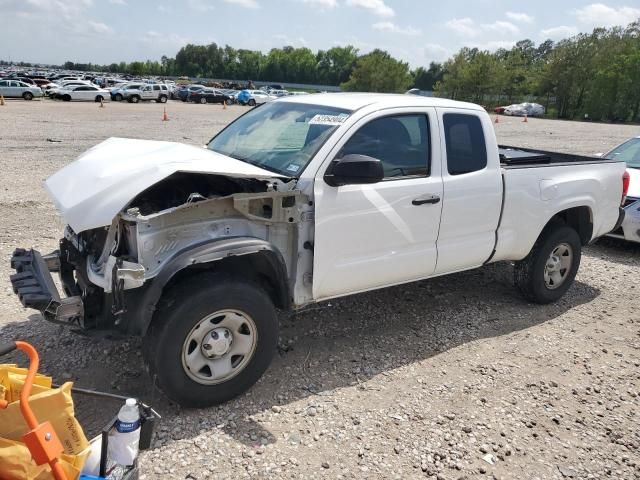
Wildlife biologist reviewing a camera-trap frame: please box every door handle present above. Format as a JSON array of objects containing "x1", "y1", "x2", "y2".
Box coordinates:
[{"x1": 412, "y1": 194, "x2": 441, "y2": 206}]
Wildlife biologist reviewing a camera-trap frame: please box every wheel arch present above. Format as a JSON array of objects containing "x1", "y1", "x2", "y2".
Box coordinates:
[
  {"x1": 127, "y1": 237, "x2": 291, "y2": 336},
  {"x1": 542, "y1": 205, "x2": 593, "y2": 245}
]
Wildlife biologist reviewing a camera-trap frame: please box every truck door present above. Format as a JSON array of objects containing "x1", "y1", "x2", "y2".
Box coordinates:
[
  {"x1": 313, "y1": 108, "x2": 444, "y2": 300},
  {"x1": 433, "y1": 108, "x2": 503, "y2": 274}
]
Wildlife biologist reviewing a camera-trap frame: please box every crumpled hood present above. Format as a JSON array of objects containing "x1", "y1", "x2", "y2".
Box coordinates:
[
  {"x1": 45, "y1": 137, "x2": 283, "y2": 232},
  {"x1": 627, "y1": 167, "x2": 640, "y2": 199}
]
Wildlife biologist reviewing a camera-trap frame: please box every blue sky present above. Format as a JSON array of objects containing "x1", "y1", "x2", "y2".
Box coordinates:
[{"x1": 2, "y1": 1, "x2": 639, "y2": 67}]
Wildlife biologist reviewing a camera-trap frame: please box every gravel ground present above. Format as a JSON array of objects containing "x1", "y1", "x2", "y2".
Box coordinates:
[{"x1": 0, "y1": 99, "x2": 639, "y2": 480}]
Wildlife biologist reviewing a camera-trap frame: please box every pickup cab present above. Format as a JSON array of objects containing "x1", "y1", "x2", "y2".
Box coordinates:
[{"x1": 10, "y1": 94, "x2": 628, "y2": 407}]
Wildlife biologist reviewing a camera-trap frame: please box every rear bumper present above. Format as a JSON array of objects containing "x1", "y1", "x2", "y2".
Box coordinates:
[
  {"x1": 607, "y1": 199, "x2": 640, "y2": 243},
  {"x1": 10, "y1": 248, "x2": 84, "y2": 324}
]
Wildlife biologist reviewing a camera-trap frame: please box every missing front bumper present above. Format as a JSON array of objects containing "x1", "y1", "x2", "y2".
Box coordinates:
[{"x1": 10, "y1": 248, "x2": 84, "y2": 325}]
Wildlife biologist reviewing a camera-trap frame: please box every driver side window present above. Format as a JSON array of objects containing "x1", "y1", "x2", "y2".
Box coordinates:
[{"x1": 339, "y1": 114, "x2": 430, "y2": 178}]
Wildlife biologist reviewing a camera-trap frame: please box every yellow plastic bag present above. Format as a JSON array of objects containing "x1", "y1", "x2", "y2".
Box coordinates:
[
  {"x1": 0, "y1": 437, "x2": 84, "y2": 480},
  {"x1": 0, "y1": 365, "x2": 52, "y2": 403},
  {"x1": 0, "y1": 380, "x2": 89, "y2": 480}
]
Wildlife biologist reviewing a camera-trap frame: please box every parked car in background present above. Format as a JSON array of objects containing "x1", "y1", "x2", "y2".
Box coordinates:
[
  {"x1": 57, "y1": 85, "x2": 110, "y2": 102},
  {"x1": 16, "y1": 77, "x2": 37, "y2": 86},
  {"x1": 504, "y1": 103, "x2": 545, "y2": 117},
  {"x1": 269, "y1": 89, "x2": 290, "y2": 97},
  {"x1": 236, "y1": 89, "x2": 275, "y2": 106},
  {"x1": 189, "y1": 88, "x2": 231, "y2": 105},
  {"x1": 0, "y1": 79, "x2": 43, "y2": 100},
  {"x1": 123, "y1": 84, "x2": 169, "y2": 103},
  {"x1": 223, "y1": 90, "x2": 242, "y2": 104},
  {"x1": 110, "y1": 82, "x2": 143, "y2": 101},
  {"x1": 600, "y1": 137, "x2": 640, "y2": 243},
  {"x1": 182, "y1": 85, "x2": 207, "y2": 102},
  {"x1": 494, "y1": 106, "x2": 507, "y2": 114},
  {"x1": 48, "y1": 80, "x2": 94, "y2": 98}
]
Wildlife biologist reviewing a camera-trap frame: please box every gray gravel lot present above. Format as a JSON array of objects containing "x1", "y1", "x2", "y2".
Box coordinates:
[{"x1": 0, "y1": 99, "x2": 639, "y2": 479}]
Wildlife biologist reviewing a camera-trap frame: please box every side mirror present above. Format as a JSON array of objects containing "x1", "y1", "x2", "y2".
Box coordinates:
[{"x1": 324, "y1": 154, "x2": 384, "y2": 187}]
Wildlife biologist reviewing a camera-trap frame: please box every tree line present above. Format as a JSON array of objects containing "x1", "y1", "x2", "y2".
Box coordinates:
[
  {"x1": 1, "y1": 44, "x2": 443, "y2": 93},
  {"x1": 435, "y1": 21, "x2": 640, "y2": 122},
  {"x1": 3, "y1": 18, "x2": 638, "y2": 121}
]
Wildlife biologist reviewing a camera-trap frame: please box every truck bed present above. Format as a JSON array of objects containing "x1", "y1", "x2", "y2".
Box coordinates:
[{"x1": 498, "y1": 146, "x2": 620, "y2": 168}]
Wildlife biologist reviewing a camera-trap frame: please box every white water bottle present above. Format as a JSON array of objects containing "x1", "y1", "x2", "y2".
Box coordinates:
[{"x1": 109, "y1": 398, "x2": 141, "y2": 466}]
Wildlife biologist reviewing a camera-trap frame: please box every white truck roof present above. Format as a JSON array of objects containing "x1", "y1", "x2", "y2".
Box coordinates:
[{"x1": 278, "y1": 92, "x2": 485, "y2": 112}]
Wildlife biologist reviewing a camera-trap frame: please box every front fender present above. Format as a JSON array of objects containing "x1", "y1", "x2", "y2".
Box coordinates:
[{"x1": 123, "y1": 237, "x2": 289, "y2": 335}]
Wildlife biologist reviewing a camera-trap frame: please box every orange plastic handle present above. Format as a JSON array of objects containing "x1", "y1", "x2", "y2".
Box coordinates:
[{"x1": 13, "y1": 341, "x2": 68, "y2": 480}]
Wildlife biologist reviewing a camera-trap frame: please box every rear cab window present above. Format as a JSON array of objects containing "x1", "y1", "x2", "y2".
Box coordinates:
[{"x1": 443, "y1": 113, "x2": 487, "y2": 175}]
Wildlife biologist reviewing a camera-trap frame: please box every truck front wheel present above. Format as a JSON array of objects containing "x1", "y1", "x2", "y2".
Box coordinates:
[
  {"x1": 143, "y1": 273, "x2": 278, "y2": 407},
  {"x1": 514, "y1": 224, "x2": 582, "y2": 304}
]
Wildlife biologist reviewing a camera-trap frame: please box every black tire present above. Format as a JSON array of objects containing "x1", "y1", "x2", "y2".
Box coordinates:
[
  {"x1": 23, "y1": 92, "x2": 34, "y2": 101},
  {"x1": 248, "y1": 99, "x2": 256, "y2": 107},
  {"x1": 199, "y1": 97, "x2": 207, "y2": 104},
  {"x1": 143, "y1": 273, "x2": 278, "y2": 408},
  {"x1": 514, "y1": 224, "x2": 582, "y2": 304},
  {"x1": 114, "y1": 93, "x2": 123, "y2": 101},
  {"x1": 95, "y1": 95, "x2": 103, "y2": 103},
  {"x1": 130, "y1": 95, "x2": 140, "y2": 103},
  {"x1": 158, "y1": 95, "x2": 168, "y2": 103},
  {"x1": 62, "y1": 94, "x2": 71, "y2": 102}
]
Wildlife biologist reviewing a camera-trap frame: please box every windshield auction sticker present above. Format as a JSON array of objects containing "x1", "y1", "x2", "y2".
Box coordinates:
[{"x1": 309, "y1": 113, "x2": 349, "y2": 125}]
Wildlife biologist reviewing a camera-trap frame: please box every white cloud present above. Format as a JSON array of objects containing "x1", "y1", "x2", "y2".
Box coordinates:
[
  {"x1": 472, "y1": 40, "x2": 517, "y2": 51},
  {"x1": 274, "y1": 34, "x2": 308, "y2": 47},
  {"x1": 372, "y1": 21, "x2": 421, "y2": 36},
  {"x1": 158, "y1": 4, "x2": 171, "y2": 12},
  {"x1": 540, "y1": 25, "x2": 579, "y2": 39},
  {"x1": 301, "y1": 0, "x2": 337, "y2": 8},
  {"x1": 142, "y1": 30, "x2": 189, "y2": 47},
  {"x1": 447, "y1": 18, "x2": 519, "y2": 37},
  {"x1": 424, "y1": 43, "x2": 450, "y2": 62},
  {"x1": 506, "y1": 12, "x2": 534, "y2": 23},
  {"x1": 574, "y1": 3, "x2": 640, "y2": 27},
  {"x1": 346, "y1": 0, "x2": 394, "y2": 18},
  {"x1": 224, "y1": 0, "x2": 259, "y2": 8},
  {"x1": 482, "y1": 20, "x2": 519, "y2": 35},
  {"x1": 24, "y1": 0, "x2": 93, "y2": 20},
  {"x1": 445, "y1": 17, "x2": 477, "y2": 36},
  {"x1": 108, "y1": 0, "x2": 126, "y2": 5},
  {"x1": 87, "y1": 21, "x2": 113, "y2": 34},
  {"x1": 189, "y1": 0, "x2": 258, "y2": 11}
]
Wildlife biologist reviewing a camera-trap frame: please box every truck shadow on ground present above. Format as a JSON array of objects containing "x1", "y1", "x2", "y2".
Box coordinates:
[{"x1": 0, "y1": 262, "x2": 600, "y2": 447}]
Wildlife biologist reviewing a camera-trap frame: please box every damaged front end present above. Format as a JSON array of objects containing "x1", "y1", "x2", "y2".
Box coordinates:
[{"x1": 11, "y1": 172, "x2": 314, "y2": 334}]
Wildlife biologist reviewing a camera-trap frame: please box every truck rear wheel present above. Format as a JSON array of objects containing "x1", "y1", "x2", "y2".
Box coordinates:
[
  {"x1": 143, "y1": 273, "x2": 278, "y2": 407},
  {"x1": 514, "y1": 224, "x2": 581, "y2": 304}
]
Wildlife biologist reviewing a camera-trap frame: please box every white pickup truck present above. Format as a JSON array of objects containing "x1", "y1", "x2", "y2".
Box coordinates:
[{"x1": 10, "y1": 94, "x2": 628, "y2": 407}]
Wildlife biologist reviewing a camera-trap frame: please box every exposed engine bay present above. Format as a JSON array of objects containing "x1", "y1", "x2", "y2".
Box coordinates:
[{"x1": 58, "y1": 172, "x2": 314, "y2": 330}]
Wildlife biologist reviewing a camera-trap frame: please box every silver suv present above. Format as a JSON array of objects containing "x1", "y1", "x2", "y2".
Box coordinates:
[{"x1": 124, "y1": 84, "x2": 169, "y2": 103}]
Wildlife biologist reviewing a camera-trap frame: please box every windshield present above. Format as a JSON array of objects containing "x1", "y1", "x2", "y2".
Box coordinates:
[
  {"x1": 208, "y1": 101, "x2": 351, "y2": 176},
  {"x1": 605, "y1": 138, "x2": 640, "y2": 168}
]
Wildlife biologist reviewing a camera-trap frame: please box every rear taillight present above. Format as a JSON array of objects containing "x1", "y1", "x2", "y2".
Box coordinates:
[{"x1": 622, "y1": 170, "x2": 630, "y2": 205}]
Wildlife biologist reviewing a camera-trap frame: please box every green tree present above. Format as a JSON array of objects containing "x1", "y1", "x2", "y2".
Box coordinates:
[{"x1": 341, "y1": 49, "x2": 412, "y2": 93}]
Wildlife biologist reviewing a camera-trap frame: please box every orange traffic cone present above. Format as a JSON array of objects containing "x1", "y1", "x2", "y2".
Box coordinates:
[
  {"x1": 0, "y1": 95, "x2": 5, "y2": 106},
  {"x1": 494, "y1": 115, "x2": 499, "y2": 124},
  {"x1": 523, "y1": 114, "x2": 528, "y2": 123},
  {"x1": 162, "y1": 107, "x2": 169, "y2": 121}
]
